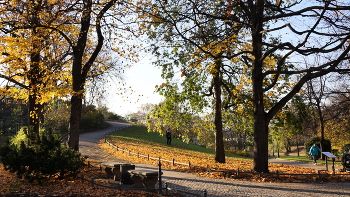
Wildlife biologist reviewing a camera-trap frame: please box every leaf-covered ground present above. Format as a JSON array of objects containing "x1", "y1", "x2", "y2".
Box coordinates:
[
  {"x1": 102, "y1": 128, "x2": 350, "y2": 183},
  {"x1": 2, "y1": 125, "x2": 349, "y2": 196},
  {"x1": 0, "y1": 162, "x2": 166, "y2": 197}
]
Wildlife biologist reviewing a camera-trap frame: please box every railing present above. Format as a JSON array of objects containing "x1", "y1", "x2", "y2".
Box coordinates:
[
  {"x1": 79, "y1": 160, "x2": 209, "y2": 196},
  {"x1": 103, "y1": 127, "x2": 350, "y2": 182},
  {"x1": 97, "y1": 125, "x2": 350, "y2": 196}
]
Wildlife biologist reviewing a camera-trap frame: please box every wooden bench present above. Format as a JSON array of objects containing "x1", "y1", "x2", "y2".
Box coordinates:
[
  {"x1": 128, "y1": 170, "x2": 162, "y2": 190},
  {"x1": 101, "y1": 163, "x2": 124, "y2": 181},
  {"x1": 120, "y1": 164, "x2": 135, "y2": 184}
]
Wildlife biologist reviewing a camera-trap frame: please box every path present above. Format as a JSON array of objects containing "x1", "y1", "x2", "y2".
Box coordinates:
[
  {"x1": 268, "y1": 157, "x2": 342, "y2": 172},
  {"x1": 79, "y1": 122, "x2": 350, "y2": 197}
]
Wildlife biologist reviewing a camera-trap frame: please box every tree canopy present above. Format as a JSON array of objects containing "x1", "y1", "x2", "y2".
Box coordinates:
[
  {"x1": 0, "y1": 0, "x2": 137, "y2": 150},
  {"x1": 142, "y1": 0, "x2": 350, "y2": 172}
]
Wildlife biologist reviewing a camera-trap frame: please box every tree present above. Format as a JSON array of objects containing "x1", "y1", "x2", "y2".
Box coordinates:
[
  {"x1": 270, "y1": 96, "x2": 308, "y2": 156},
  {"x1": 63, "y1": 0, "x2": 139, "y2": 151},
  {"x1": 142, "y1": 0, "x2": 350, "y2": 172},
  {"x1": 129, "y1": 103, "x2": 155, "y2": 125},
  {"x1": 324, "y1": 90, "x2": 350, "y2": 148},
  {"x1": 0, "y1": 0, "x2": 71, "y2": 133},
  {"x1": 1, "y1": 0, "x2": 135, "y2": 151},
  {"x1": 143, "y1": 0, "x2": 249, "y2": 163}
]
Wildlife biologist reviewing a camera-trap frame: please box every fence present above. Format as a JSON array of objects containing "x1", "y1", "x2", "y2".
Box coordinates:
[
  {"x1": 80, "y1": 125, "x2": 350, "y2": 196},
  {"x1": 79, "y1": 160, "x2": 208, "y2": 196},
  {"x1": 103, "y1": 127, "x2": 350, "y2": 182}
]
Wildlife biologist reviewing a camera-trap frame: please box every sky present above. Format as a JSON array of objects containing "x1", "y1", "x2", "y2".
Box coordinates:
[{"x1": 104, "y1": 56, "x2": 164, "y2": 116}]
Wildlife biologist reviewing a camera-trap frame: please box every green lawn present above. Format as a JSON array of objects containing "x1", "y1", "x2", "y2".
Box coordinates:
[
  {"x1": 278, "y1": 155, "x2": 343, "y2": 166},
  {"x1": 107, "y1": 125, "x2": 247, "y2": 158},
  {"x1": 108, "y1": 125, "x2": 344, "y2": 165}
]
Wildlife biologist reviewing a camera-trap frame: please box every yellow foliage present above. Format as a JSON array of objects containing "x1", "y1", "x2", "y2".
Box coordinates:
[{"x1": 264, "y1": 56, "x2": 276, "y2": 70}]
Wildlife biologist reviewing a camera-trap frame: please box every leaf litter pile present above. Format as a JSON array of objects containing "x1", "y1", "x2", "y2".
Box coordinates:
[
  {"x1": 101, "y1": 136, "x2": 350, "y2": 183},
  {"x1": 0, "y1": 162, "x2": 167, "y2": 197}
]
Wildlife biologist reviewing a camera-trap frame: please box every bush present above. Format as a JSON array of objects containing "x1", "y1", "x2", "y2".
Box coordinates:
[
  {"x1": 341, "y1": 144, "x2": 350, "y2": 154},
  {"x1": 226, "y1": 150, "x2": 251, "y2": 157},
  {"x1": 0, "y1": 127, "x2": 85, "y2": 183},
  {"x1": 80, "y1": 110, "x2": 107, "y2": 132},
  {"x1": 304, "y1": 136, "x2": 331, "y2": 157}
]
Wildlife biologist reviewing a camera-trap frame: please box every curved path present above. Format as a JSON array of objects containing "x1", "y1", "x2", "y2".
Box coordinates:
[{"x1": 79, "y1": 122, "x2": 350, "y2": 197}]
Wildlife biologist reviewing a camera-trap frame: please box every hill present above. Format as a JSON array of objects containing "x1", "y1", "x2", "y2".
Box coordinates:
[{"x1": 101, "y1": 125, "x2": 344, "y2": 182}]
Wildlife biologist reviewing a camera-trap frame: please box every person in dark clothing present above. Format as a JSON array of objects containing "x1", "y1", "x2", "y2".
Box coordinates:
[{"x1": 166, "y1": 128, "x2": 172, "y2": 145}]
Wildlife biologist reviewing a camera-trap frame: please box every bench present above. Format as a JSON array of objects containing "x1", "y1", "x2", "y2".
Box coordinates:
[
  {"x1": 101, "y1": 163, "x2": 128, "y2": 181},
  {"x1": 120, "y1": 164, "x2": 135, "y2": 184},
  {"x1": 101, "y1": 163, "x2": 116, "y2": 179},
  {"x1": 128, "y1": 170, "x2": 162, "y2": 190}
]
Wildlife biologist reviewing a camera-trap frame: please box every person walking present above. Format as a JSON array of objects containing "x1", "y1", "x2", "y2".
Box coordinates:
[
  {"x1": 166, "y1": 128, "x2": 172, "y2": 145},
  {"x1": 309, "y1": 144, "x2": 322, "y2": 165}
]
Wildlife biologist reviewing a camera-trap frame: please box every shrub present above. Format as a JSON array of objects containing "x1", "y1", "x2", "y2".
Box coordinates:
[
  {"x1": 341, "y1": 144, "x2": 350, "y2": 154},
  {"x1": 304, "y1": 136, "x2": 331, "y2": 157},
  {"x1": 0, "y1": 127, "x2": 85, "y2": 183},
  {"x1": 226, "y1": 150, "x2": 251, "y2": 157},
  {"x1": 80, "y1": 110, "x2": 107, "y2": 132}
]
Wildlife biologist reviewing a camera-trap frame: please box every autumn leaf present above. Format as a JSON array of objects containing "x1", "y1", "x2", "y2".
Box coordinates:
[{"x1": 101, "y1": 137, "x2": 350, "y2": 183}]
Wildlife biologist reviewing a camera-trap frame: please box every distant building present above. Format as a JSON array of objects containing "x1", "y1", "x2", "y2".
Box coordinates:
[{"x1": 1, "y1": 97, "x2": 27, "y2": 105}]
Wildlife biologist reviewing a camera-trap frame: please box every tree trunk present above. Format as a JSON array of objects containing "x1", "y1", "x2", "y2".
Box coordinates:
[
  {"x1": 316, "y1": 98, "x2": 325, "y2": 159},
  {"x1": 68, "y1": 42, "x2": 85, "y2": 151},
  {"x1": 68, "y1": 95, "x2": 82, "y2": 151},
  {"x1": 214, "y1": 60, "x2": 225, "y2": 163},
  {"x1": 296, "y1": 135, "x2": 300, "y2": 157},
  {"x1": 67, "y1": 0, "x2": 92, "y2": 151},
  {"x1": 252, "y1": 0, "x2": 269, "y2": 173},
  {"x1": 28, "y1": 1, "x2": 41, "y2": 134},
  {"x1": 253, "y1": 103, "x2": 269, "y2": 172},
  {"x1": 28, "y1": 92, "x2": 40, "y2": 133}
]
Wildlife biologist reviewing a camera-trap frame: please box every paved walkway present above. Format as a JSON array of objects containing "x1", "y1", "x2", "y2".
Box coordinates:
[
  {"x1": 79, "y1": 122, "x2": 350, "y2": 197},
  {"x1": 268, "y1": 157, "x2": 342, "y2": 172}
]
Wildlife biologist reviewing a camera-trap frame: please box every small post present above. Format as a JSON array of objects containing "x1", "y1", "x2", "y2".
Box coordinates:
[
  {"x1": 236, "y1": 168, "x2": 239, "y2": 178},
  {"x1": 148, "y1": 154, "x2": 150, "y2": 160},
  {"x1": 138, "y1": 152, "x2": 140, "y2": 158},
  {"x1": 91, "y1": 177, "x2": 95, "y2": 187},
  {"x1": 276, "y1": 170, "x2": 279, "y2": 180},
  {"x1": 158, "y1": 157, "x2": 162, "y2": 194},
  {"x1": 88, "y1": 161, "x2": 91, "y2": 168},
  {"x1": 203, "y1": 189, "x2": 208, "y2": 197},
  {"x1": 172, "y1": 158, "x2": 175, "y2": 166},
  {"x1": 188, "y1": 160, "x2": 191, "y2": 169}
]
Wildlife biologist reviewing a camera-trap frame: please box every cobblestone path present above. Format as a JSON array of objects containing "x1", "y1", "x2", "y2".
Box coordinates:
[{"x1": 79, "y1": 122, "x2": 350, "y2": 197}]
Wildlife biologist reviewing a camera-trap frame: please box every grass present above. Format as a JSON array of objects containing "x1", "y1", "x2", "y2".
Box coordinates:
[
  {"x1": 108, "y1": 125, "x2": 344, "y2": 167},
  {"x1": 107, "y1": 125, "x2": 247, "y2": 158},
  {"x1": 102, "y1": 125, "x2": 350, "y2": 182},
  {"x1": 279, "y1": 155, "x2": 343, "y2": 166}
]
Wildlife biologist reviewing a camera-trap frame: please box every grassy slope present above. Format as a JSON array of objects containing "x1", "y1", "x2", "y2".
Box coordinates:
[
  {"x1": 106, "y1": 125, "x2": 344, "y2": 168},
  {"x1": 106, "y1": 125, "x2": 245, "y2": 158},
  {"x1": 102, "y1": 125, "x2": 350, "y2": 183}
]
